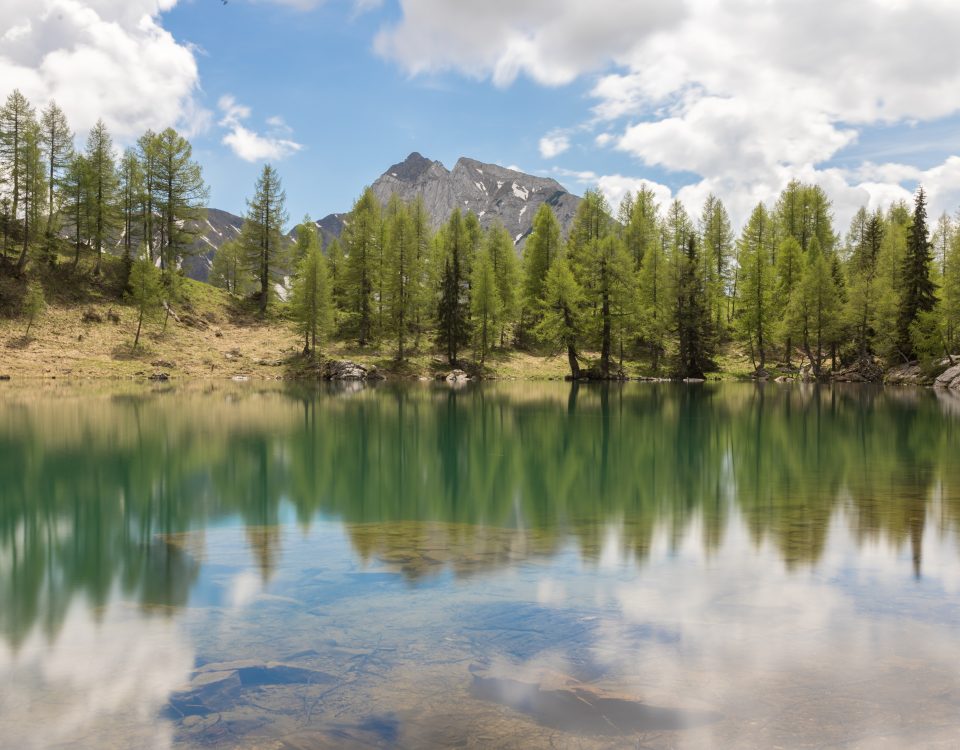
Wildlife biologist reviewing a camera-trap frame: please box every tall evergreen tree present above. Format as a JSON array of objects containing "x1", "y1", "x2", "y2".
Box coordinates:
[
  {"x1": 118, "y1": 148, "x2": 143, "y2": 263},
  {"x1": 39, "y1": 101, "x2": 72, "y2": 237},
  {"x1": 383, "y1": 196, "x2": 420, "y2": 360},
  {"x1": 62, "y1": 153, "x2": 90, "y2": 269},
  {"x1": 735, "y1": 204, "x2": 775, "y2": 372},
  {"x1": 0, "y1": 90, "x2": 35, "y2": 246},
  {"x1": 944, "y1": 220, "x2": 960, "y2": 354},
  {"x1": 536, "y1": 253, "x2": 584, "y2": 379},
  {"x1": 775, "y1": 236, "x2": 803, "y2": 364},
  {"x1": 521, "y1": 203, "x2": 561, "y2": 336},
  {"x1": 154, "y1": 128, "x2": 208, "y2": 277},
  {"x1": 623, "y1": 185, "x2": 660, "y2": 270},
  {"x1": 137, "y1": 130, "x2": 159, "y2": 260},
  {"x1": 84, "y1": 119, "x2": 119, "y2": 275},
  {"x1": 637, "y1": 226, "x2": 670, "y2": 371},
  {"x1": 242, "y1": 164, "x2": 288, "y2": 316},
  {"x1": 471, "y1": 245, "x2": 501, "y2": 363},
  {"x1": 435, "y1": 209, "x2": 471, "y2": 364},
  {"x1": 675, "y1": 236, "x2": 712, "y2": 378},
  {"x1": 785, "y1": 237, "x2": 841, "y2": 377},
  {"x1": 342, "y1": 188, "x2": 380, "y2": 345},
  {"x1": 896, "y1": 187, "x2": 936, "y2": 360},
  {"x1": 484, "y1": 223, "x2": 520, "y2": 346},
  {"x1": 289, "y1": 222, "x2": 333, "y2": 356},
  {"x1": 210, "y1": 237, "x2": 253, "y2": 295},
  {"x1": 18, "y1": 119, "x2": 45, "y2": 270},
  {"x1": 699, "y1": 194, "x2": 733, "y2": 336}
]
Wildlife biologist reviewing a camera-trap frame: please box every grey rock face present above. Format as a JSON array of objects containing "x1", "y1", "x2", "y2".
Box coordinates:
[
  {"x1": 934, "y1": 362, "x2": 960, "y2": 389},
  {"x1": 183, "y1": 207, "x2": 244, "y2": 282}
]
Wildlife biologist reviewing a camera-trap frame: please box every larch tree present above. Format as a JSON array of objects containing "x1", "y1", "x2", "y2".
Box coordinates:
[
  {"x1": 85, "y1": 119, "x2": 119, "y2": 275},
  {"x1": 536, "y1": 253, "x2": 584, "y2": 379},
  {"x1": 409, "y1": 197, "x2": 432, "y2": 348},
  {"x1": 383, "y1": 196, "x2": 419, "y2": 360},
  {"x1": 471, "y1": 245, "x2": 501, "y2": 363},
  {"x1": 137, "y1": 130, "x2": 159, "y2": 260},
  {"x1": 290, "y1": 222, "x2": 333, "y2": 356},
  {"x1": 699, "y1": 194, "x2": 734, "y2": 336},
  {"x1": 785, "y1": 237, "x2": 841, "y2": 378},
  {"x1": 637, "y1": 227, "x2": 670, "y2": 371},
  {"x1": 944, "y1": 218, "x2": 960, "y2": 354},
  {"x1": 118, "y1": 148, "x2": 143, "y2": 283},
  {"x1": 775, "y1": 236, "x2": 803, "y2": 364},
  {"x1": 521, "y1": 203, "x2": 561, "y2": 337},
  {"x1": 128, "y1": 254, "x2": 162, "y2": 349},
  {"x1": 211, "y1": 237, "x2": 254, "y2": 295},
  {"x1": 62, "y1": 152, "x2": 90, "y2": 269},
  {"x1": 844, "y1": 209, "x2": 885, "y2": 360},
  {"x1": 484, "y1": 223, "x2": 520, "y2": 346},
  {"x1": 22, "y1": 278, "x2": 45, "y2": 335},
  {"x1": 735, "y1": 203, "x2": 776, "y2": 372},
  {"x1": 0, "y1": 90, "x2": 35, "y2": 246},
  {"x1": 154, "y1": 128, "x2": 208, "y2": 278},
  {"x1": 18, "y1": 119, "x2": 45, "y2": 271},
  {"x1": 896, "y1": 187, "x2": 936, "y2": 360},
  {"x1": 342, "y1": 187, "x2": 380, "y2": 345},
  {"x1": 623, "y1": 185, "x2": 660, "y2": 271},
  {"x1": 242, "y1": 164, "x2": 288, "y2": 316},
  {"x1": 39, "y1": 101, "x2": 72, "y2": 237}
]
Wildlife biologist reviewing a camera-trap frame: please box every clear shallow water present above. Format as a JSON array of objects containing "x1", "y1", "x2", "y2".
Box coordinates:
[{"x1": 2, "y1": 381, "x2": 960, "y2": 749}]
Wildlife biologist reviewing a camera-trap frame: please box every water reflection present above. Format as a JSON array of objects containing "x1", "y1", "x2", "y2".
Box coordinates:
[{"x1": 1, "y1": 381, "x2": 960, "y2": 748}]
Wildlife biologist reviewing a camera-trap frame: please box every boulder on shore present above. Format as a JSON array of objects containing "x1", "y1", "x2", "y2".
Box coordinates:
[
  {"x1": 832, "y1": 357, "x2": 884, "y2": 383},
  {"x1": 934, "y1": 362, "x2": 960, "y2": 390},
  {"x1": 323, "y1": 359, "x2": 382, "y2": 381}
]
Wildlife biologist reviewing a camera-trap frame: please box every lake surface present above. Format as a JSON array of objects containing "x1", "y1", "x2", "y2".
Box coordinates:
[{"x1": 2, "y1": 381, "x2": 960, "y2": 749}]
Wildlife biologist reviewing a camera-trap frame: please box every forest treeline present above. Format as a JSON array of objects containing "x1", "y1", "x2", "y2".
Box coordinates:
[{"x1": 2, "y1": 88, "x2": 959, "y2": 379}]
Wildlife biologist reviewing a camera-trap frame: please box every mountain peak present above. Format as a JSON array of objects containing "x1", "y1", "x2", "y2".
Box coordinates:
[{"x1": 383, "y1": 152, "x2": 447, "y2": 183}]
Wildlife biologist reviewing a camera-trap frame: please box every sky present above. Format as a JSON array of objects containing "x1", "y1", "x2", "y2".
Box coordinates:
[{"x1": 4, "y1": 0, "x2": 960, "y2": 232}]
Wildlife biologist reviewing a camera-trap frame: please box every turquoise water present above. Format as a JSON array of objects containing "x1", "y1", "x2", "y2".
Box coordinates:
[{"x1": 2, "y1": 381, "x2": 960, "y2": 748}]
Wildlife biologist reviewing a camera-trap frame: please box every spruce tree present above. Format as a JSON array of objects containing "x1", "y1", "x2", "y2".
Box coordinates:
[
  {"x1": 896, "y1": 187, "x2": 936, "y2": 360},
  {"x1": 675, "y1": 236, "x2": 712, "y2": 378},
  {"x1": 435, "y1": 209, "x2": 471, "y2": 365}
]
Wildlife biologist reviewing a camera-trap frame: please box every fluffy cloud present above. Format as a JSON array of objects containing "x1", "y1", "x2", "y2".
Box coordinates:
[
  {"x1": 218, "y1": 94, "x2": 303, "y2": 162},
  {"x1": 0, "y1": 0, "x2": 205, "y2": 138},
  {"x1": 538, "y1": 130, "x2": 570, "y2": 159},
  {"x1": 375, "y1": 0, "x2": 960, "y2": 229}
]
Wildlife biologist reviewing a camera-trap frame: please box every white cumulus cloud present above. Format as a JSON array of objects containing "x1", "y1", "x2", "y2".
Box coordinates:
[
  {"x1": 374, "y1": 0, "x2": 960, "y2": 229},
  {"x1": 218, "y1": 94, "x2": 303, "y2": 162},
  {"x1": 0, "y1": 0, "x2": 206, "y2": 139},
  {"x1": 538, "y1": 130, "x2": 570, "y2": 159}
]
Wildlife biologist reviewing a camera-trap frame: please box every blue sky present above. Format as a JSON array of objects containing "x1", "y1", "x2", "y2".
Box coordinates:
[{"x1": 5, "y1": 0, "x2": 960, "y2": 230}]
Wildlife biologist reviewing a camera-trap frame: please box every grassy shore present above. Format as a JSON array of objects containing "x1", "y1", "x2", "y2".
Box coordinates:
[{"x1": 0, "y1": 259, "x2": 770, "y2": 382}]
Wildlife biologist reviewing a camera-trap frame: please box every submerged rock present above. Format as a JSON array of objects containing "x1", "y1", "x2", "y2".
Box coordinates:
[{"x1": 469, "y1": 663, "x2": 721, "y2": 735}]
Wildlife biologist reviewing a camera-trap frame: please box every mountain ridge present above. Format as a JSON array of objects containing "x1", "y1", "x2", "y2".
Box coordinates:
[{"x1": 188, "y1": 153, "x2": 582, "y2": 281}]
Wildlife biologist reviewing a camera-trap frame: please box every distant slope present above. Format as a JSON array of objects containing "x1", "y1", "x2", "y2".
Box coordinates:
[{"x1": 184, "y1": 208, "x2": 244, "y2": 282}]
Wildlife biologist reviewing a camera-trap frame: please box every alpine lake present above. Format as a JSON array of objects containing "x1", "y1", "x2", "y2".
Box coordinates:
[{"x1": 3, "y1": 380, "x2": 960, "y2": 749}]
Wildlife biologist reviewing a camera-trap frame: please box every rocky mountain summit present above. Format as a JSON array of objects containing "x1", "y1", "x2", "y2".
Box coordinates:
[{"x1": 367, "y1": 152, "x2": 581, "y2": 244}]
